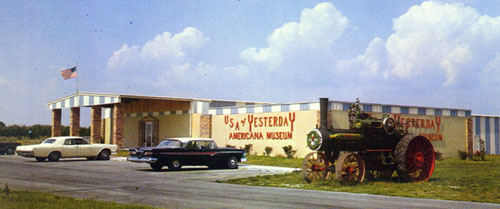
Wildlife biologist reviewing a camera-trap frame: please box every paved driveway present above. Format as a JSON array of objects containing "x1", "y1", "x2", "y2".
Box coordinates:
[{"x1": 0, "y1": 155, "x2": 498, "y2": 209}]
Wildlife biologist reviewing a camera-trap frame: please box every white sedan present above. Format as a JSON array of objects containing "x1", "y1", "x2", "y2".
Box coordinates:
[{"x1": 16, "y1": 136, "x2": 117, "y2": 162}]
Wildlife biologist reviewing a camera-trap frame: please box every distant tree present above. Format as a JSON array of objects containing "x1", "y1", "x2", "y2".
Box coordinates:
[{"x1": 0, "y1": 121, "x2": 5, "y2": 127}]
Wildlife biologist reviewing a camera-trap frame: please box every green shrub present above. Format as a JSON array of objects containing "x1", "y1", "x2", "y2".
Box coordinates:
[
  {"x1": 282, "y1": 145, "x2": 297, "y2": 158},
  {"x1": 458, "y1": 150, "x2": 468, "y2": 160},
  {"x1": 435, "y1": 150, "x2": 443, "y2": 161},
  {"x1": 243, "y1": 144, "x2": 253, "y2": 155},
  {"x1": 264, "y1": 146, "x2": 273, "y2": 156}
]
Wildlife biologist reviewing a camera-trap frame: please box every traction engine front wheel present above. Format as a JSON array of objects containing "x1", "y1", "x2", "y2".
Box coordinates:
[
  {"x1": 335, "y1": 153, "x2": 365, "y2": 184},
  {"x1": 302, "y1": 152, "x2": 331, "y2": 183}
]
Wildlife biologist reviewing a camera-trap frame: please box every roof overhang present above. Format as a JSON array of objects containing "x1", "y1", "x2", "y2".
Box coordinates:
[{"x1": 46, "y1": 92, "x2": 122, "y2": 110}]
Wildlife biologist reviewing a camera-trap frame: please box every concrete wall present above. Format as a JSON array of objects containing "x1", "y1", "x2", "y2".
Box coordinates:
[
  {"x1": 211, "y1": 109, "x2": 467, "y2": 158},
  {"x1": 212, "y1": 110, "x2": 317, "y2": 157},
  {"x1": 191, "y1": 114, "x2": 201, "y2": 138}
]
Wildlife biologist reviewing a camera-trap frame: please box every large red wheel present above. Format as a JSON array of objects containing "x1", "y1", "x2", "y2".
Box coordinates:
[
  {"x1": 302, "y1": 152, "x2": 331, "y2": 183},
  {"x1": 335, "y1": 153, "x2": 365, "y2": 184},
  {"x1": 395, "y1": 134, "x2": 435, "y2": 182}
]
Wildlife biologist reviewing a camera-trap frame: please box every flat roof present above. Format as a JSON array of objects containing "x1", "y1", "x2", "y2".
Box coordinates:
[{"x1": 46, "y1": 91, "x2": 270, "y2": 109}]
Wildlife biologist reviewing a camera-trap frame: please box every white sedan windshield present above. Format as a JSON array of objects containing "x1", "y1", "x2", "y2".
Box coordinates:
[{"x1": 157, "y1": 140, "x2": 182, "y2": 148}]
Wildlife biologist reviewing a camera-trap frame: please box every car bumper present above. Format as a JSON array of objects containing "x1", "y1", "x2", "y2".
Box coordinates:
[
  {"x1": 16, "y1": 151, "x2": 34, "y2": 157},
  {"x1": 241, "y1": 157, "x2": 247, "y2": 162},
  {"x1": 127, "y1": 156, "x2": 158, "y2": 163}
]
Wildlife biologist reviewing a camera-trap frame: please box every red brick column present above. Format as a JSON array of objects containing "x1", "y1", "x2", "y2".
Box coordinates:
[
  {"x1": 200, "y1": 114, "x2": 212, "y2": 138},
  {"x1": 467, "y1": 118, "x2": 473, "y2": 159},
  {"x1": 70, "y1": 107, "x2": 80, "y2": 136},
  {"x1": 91, "y1": 107, "x2": 102, "y2": 143},
  {"x1": 112, "y1": 104, "x2": 124, "y2": 148},
  {"x1": 52, "y1": 109, "x2": 62, "y2": 137}
]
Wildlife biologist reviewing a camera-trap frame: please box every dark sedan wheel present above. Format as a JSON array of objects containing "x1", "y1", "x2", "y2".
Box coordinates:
[
  {"x1": 98, "y1": 150, "x2": 111, "y2": 160},
  {"x1": 48, "y1": 152, "x2": 60, "y2": 162},
  {"x1": 6, "y1": 147, "x2": 15, "y2": 155},
  {"x1": 168, "y1": 159, "x2": 182, "y2": 171},
  {"x1": 150, "y1": 162, "x2": 164, "y2": 171},
  {"x1": 227, "y1": 156, "x2": 238, "y2": 169},
  {"x1": 35, "y1": 157, "x2": 46, "y2": 162}
]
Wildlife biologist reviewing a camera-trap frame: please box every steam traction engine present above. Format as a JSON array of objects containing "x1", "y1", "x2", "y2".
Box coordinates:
[{"x1": 302, "y1": 98, "x2": 435, "y2": 184}]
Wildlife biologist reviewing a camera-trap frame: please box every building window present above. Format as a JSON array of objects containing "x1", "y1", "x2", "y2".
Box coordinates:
[
  {"x1": 382, "y1": 106, "x2": 391, "y2": 113},
  {"x1": 451, "y1": 110, "x2": 458, "y2": 117},
  {"x1": 281, "y1": 104, "x2": 290, "y2": 112},
  {"x1": 418, "y1": 108, "x2": 426, "y2": 115},
  {"x1": 342, "y1": 103, "x2": 350, "y2": 111},
  {"x1": 400, "y1": 107, "x2": 409, "y2": 114},
  {"x1": 434, "y1": 109, "x2": 442, "y2": 116},
  {"x1": 300, "y1": 103, "x2": 309, "y2": 111},
  {"x1": 246, "y1": 107, "x2": 254, "y2": 113},
  {"x1": 363, "y1": 105, "x2": 372, "y2": 112},
  {"x1": 210, "y1": 101, "x2": 237, "y2": 108},
  {"x1": 231, "y1": 108, "x2": 238, "y2": 114},
  {"x1": 465, "y1": 111, "x2": 471, "y2": 117},
  {"x1": 263, "y1": 105, "x2": 272, "y2": 113},
  {"x1": 216, "y1": 109, "x2": 223, "y2": 115}
]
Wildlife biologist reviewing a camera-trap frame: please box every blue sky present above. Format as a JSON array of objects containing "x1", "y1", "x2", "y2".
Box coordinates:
[{"x1": 1, "y1": 0, "x2": 499, "y2": 126}]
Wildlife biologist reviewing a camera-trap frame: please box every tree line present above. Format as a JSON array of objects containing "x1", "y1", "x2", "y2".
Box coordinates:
[{"x1": 0, "y1": 121, "x2": 90, "y2": 138}]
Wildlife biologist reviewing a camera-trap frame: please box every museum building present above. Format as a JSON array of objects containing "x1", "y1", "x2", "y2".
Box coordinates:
[{"x1": 46, "y1": 92, "x2": 499, "y2": 158}]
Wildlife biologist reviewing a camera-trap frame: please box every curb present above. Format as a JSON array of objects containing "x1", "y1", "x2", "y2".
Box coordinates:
[{"x1": 111, "y1": 157, "x2": 128, "y2": 162}]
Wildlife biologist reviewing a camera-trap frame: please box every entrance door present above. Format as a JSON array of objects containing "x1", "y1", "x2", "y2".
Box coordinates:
[
  {"x1": 144, "y1": 121, "x2": 154, "y2": 147},
  {"x1": 139, "y1": 116, "x2": 159, "y2": 147}
]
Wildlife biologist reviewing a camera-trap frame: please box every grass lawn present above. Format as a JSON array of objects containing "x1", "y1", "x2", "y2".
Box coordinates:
[
  {"x1": 227, "y1": 155, "x2": 500, "y2": 204},
  {"x1": 0, "y1": 136, "x2": 44, "y2": 145},
  {"x1": 0, "y1": 190, "x2": 155, "y2": 209},
  {"x1": 112, "y1": 150, "x2": 130, "y2": 157},
  {"x1": 244, "y1": 155, "x2": 302, "y2": 168}
]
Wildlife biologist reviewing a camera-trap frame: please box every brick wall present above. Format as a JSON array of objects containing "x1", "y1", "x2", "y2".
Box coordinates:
[
  {"x1": 113, "y1": 104, "x2": 124, "y2": 148},
  {"x1": 200, "y1": 114, "x2": 212, "y2": 138},
  {"x1": 467, "y1": 117, "x2": 473, "y2": 158},
  {"x1": 70, "y1": 107, "x2": 80, "y2": 136},
  {"x1": 52, "y1": 109, "x2": 61, "y2": 137},
  {"x1": 91, "y1": 107, "x2": 102, "y2": 143}
]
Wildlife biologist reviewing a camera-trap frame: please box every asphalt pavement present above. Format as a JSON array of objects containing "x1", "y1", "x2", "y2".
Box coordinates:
[{"x1": 0, "y1": 155, "x2": 498, "y2": 209}]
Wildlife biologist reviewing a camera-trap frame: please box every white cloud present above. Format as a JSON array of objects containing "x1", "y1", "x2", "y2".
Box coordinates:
[
  {"x1": 0, "y1": 75, "x2": 11, "y2": 86},
  {"x1": 107, "y1": 27, "x2": 209, "y2": 69},
  {"x1": 241, "y1": 2, "x2": 348, "y2": 69},
  {"x1": 336, "y1": 37, "x2": 388, "y2": 77},
  {"x1": 338, "y1": 1, "x2": 500, "y2": 86}
]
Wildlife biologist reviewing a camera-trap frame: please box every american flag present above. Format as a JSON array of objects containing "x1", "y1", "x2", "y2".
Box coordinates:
[{"x1": 60, "y1": 66, "x2": 77, "y2": 80}]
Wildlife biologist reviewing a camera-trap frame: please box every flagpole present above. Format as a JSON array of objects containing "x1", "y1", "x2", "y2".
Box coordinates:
[{"x1": 76, "y1": 63, "x2": 79, "y2": 93}]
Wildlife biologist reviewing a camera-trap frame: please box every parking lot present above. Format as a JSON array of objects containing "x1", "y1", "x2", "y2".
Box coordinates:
[{"x1": 1, "y1": 155, "x2": 499, "y2": 209}]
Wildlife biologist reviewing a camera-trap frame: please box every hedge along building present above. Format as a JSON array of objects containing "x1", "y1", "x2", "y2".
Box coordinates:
[
  {"x1": 47, "y1": 92, "x2": 474, "y2": 158},
  {"x1": 46, "y1": 92, "x2": 268, "y2": 148}
]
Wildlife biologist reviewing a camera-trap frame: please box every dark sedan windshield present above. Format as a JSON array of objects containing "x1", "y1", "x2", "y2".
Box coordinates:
[{"x1": 157, "y1": 140, "x2": 182, "y2": 148}]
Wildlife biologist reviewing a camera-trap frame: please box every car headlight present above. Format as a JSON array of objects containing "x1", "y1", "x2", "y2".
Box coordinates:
[
  {"x1": 129, "y1": 151, "x2": 136, "y2": 155},
  {"x1": 144, "y1": 151, "x2": 153, "y2": 156}
]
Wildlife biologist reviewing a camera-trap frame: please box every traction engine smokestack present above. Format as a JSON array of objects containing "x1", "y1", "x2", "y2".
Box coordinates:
[{"x1": 320, "y1": 98, "x2": 328, "y2": 129}]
